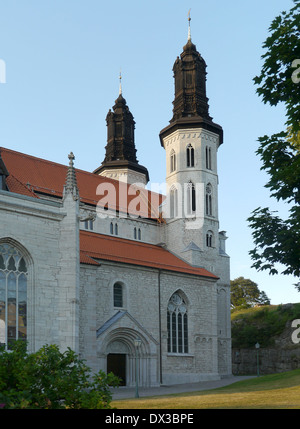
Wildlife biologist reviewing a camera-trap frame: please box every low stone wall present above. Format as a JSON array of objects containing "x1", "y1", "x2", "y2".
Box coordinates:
[
  {"x1": 232, "y1": 347, "x2": 300, "y2": 375},
  {"x1": 232, "y1": 312, "x2": 300, "y2": 375}
]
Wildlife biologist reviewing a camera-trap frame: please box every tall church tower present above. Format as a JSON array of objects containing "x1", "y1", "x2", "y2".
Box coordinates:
[
  {"x1": 159, "y1": 17, "x2": 228, "y2": 276},
  {"x1": 160, "y1": 17, "x2": 231, "y2": 376},
  {"x1": 94, "y1": 76, "x2": 149, "y2": 187}
]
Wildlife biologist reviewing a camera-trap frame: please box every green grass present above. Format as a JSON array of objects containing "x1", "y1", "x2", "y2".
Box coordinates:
[{"x1": 111, "y1": 370, "x2": 300, "y2": 409}]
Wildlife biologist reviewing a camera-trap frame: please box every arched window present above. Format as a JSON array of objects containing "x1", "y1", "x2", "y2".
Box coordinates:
[
  {"x1": 206, "y1": 183, "x2": 212, "y2": 216},
  {"x1": 134, "y1": 227, "x2": 141, "y2": 240},
  {"x1": 206, "y1": 231, "x2": 213, "y2": 247},
  {"x1": 0, "y1": 243, "x2": 28, "y2": 349},
  {"x1": 186, "y1": 181, "x2": 196, "y2": 215},
  {"x1": 170, "y1": 186, "x2": 178, "y2": 218},
  {"x1": 113, "y1": 282, "x2": 123, "y2": 308},
  {"x1": 186, "y1": 144, "x2": 194, "y2": 167},
  {"x1": 206, "y1": 146, "x2": 212, "y2": 170},
  {"x1": 167, "y1": 292, "x2": 188, "y2": 354},
  {"x1": 110, "y1": 222, "x2": 118, "y2": 235},
  {"x1": 170, "y1": 150, "x2": 176, "y2": 173}
]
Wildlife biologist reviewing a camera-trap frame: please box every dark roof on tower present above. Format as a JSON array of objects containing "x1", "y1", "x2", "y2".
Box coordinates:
[
  {"x1": 159, "y1": 28, "x2": 223, "y2": 146},
  {"x1": 94, "y1": 90, "x2": 149, "y2": 182}
]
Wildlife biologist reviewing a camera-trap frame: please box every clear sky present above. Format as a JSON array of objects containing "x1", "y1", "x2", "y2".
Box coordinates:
[{"x1": 0, "y1": 0, "x2": 298, "y2": 305}]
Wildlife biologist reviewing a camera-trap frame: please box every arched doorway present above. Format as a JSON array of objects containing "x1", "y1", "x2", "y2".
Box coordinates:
[{"x1": 101, "y1": 328, "x2": 157, "y2": 387}]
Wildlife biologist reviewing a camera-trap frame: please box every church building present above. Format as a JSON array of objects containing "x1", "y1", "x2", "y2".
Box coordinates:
[{"x1": 0, "y1": 22, "x2": 231, "y2": 386}]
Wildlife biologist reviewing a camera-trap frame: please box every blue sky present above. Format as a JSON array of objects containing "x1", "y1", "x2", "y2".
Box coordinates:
[{"x1": 0, "y1": 0, "x2": 298, "y2": 304}]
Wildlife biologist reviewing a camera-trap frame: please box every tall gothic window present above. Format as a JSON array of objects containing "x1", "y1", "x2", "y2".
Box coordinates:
[
  {"x1": 170, "y1": 150, "x2": 176, "y2": 173},
  {"x1": 167, "y1": 292, "x2": 188, "y2": 354},
  {"x1": 186, "y1": 181, "x2": 196, "y2": 215},
  {"x1": 170, "y1": 186, "x2": 178, "y2": 218},
  {"x1": 206, "y1": 146, "x2": 212, "y2": 170},
  {"x1": 0, "y1": 243, "x2": 28, "y2": 349},
  {"x1": 206, "y1": 183, "x2": 212, "y2": 216},
  {"x1": 186, "y1": 144, "x2": 194, "y2": 167}
]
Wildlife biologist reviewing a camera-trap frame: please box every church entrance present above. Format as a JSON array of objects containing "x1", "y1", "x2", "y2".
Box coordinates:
[{"x1": 107, "y1": 353, "x2": 126, "y2": 386}]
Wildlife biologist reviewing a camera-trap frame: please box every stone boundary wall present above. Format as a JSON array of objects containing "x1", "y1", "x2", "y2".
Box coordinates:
[{"x1": 232, "y1": 346, "x2": 300, "y2": 375}]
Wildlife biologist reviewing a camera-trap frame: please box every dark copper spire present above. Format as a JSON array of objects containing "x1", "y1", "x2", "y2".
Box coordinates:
[
  {"x1": 94, "y1": 79, "x2": 149, "y2": 182},
  {"x1": 159, "y1": 15, "x2": 223, "y2": 146},
  {"x1": 171, "y1": 16, "x2": 211, "y2": 122}
]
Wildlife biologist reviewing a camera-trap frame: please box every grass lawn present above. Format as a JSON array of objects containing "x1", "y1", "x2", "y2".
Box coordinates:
[{"x1": 111, "y1": 370, "x2": 300, "y2": 409}]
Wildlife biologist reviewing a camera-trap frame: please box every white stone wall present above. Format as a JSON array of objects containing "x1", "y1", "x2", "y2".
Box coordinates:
[
  {"x1": 0, "y1": 183, "x2": 231, "y2": 385},
  {"x1": 79, "y1": 258, "x2": 230, "y2": 385},
  {"x1": 80, "y1": 205, "x2": 162, "y2": 245},
  {"x1": 0, "y1": 191, "x2": 64, "y2": 352}
]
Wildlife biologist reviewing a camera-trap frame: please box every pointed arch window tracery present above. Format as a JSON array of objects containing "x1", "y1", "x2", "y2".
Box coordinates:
[
  {"x1": 186, "y1": 144, "x2": 194, "y2": 167},
  {"x1": 0, "y1": 243, "x2": 28, "y2": 349},
  {"x1": 167, "y1": 292, "x2": 188, "y2": 354}
]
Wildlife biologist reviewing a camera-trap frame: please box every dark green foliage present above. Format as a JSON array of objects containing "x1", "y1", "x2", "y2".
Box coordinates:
[
  {"x1": 230, "y1": 277, "x2": 270, "y2": 309},
  {"x1": 0, "y1": 341, "x2": 120, "y2": 409},
  {"x1": 248, "y1": 1, "x2": 300, "y2": 285},
  {"x1": 253, "y1": 0, "x2": 300, "y2": 132},
  {"x1": 231, "y1": 303, "x2": 300, "y2": 348}
]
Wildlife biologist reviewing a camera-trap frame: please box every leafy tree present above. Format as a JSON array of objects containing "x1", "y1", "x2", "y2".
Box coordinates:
[
  {"x1": 230, "y1": 276, "x2": 270, "y2": 309},
  {"x1": 248, "y1": 1, "x2": 300, "y2": 288},
  {"x1": 0, "y1": 341, "x2": 119, "y2": 409}
]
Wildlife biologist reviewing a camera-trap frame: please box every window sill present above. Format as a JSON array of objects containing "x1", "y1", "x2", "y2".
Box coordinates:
[{"x1": 167, "y1": 353, "x2": 194, "y2": 357}]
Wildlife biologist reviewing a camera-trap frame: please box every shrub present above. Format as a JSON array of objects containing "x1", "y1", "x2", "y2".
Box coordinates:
[{"x1": 0, "y1": 341, "x2": 119, "y2": 409}]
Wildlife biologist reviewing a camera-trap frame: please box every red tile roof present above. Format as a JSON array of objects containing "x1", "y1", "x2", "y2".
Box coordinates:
[
  {"x1": 0, "y1": 147, "x2": 164, "y2": 220},
  {"x1": 80, "y1": 230, "x2": 218, "y2": 279},
  {"x1": 0, "y1": 147, "x2": 217, "y2": 280}
]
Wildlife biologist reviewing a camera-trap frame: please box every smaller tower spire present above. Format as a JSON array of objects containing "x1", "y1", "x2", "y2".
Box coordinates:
[{"x1": 187, "y1": 9, "x2": 191, "y2": 42}]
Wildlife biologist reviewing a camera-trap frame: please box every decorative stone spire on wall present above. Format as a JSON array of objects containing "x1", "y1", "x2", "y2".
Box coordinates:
[{"x1": 63, "y1": 152, "x2": 79, "y2": 200}]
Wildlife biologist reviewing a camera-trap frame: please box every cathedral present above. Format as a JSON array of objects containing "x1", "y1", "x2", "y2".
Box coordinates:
[{"x1": 0, "y1": 23, "x2": 231, "y2": 386}]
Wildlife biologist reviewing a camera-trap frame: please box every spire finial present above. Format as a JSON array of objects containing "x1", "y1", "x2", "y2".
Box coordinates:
[
  {"x1": 187, "y1": 8, "x2": 191, "y2": 42},
  {"x1": 119, "y1": 69, "x2": 122, "y2": 95},
  {"x1": 68, "y1": 151, "x2": 75, "y2": 166}
]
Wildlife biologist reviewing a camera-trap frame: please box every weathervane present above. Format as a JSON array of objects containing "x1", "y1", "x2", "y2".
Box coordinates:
[{"x1": 119, "y1": 69, "x2": 122, "y2": 95}]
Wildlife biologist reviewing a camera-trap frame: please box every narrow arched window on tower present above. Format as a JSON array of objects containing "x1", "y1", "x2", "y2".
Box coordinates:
[
  {"x1": 187, "y1": 181, "x2": 196, "y2": 215},
  {"x1": 170, "y1": 186, "x2": 178, "y2": 218},
  {"x1": 206, "y1": 231, "x2": 213, "y2": 247},
  {"x1": 206, "y1": 183, "x2": 212, "y2": 216},
  {"x1": 206, "y1": 146, "x2": 212, "y2": 170},
  {"x1": 186, "y1": 144, "x2": 194, "y2": 167},
  {"x1": 170, "y1": 150, "x2": 176, "y2": 173}
]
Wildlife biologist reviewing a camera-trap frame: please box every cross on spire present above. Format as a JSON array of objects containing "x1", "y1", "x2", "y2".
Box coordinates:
[{"x1": 187, "y1": 8, "x2": 191, "y2": 42}]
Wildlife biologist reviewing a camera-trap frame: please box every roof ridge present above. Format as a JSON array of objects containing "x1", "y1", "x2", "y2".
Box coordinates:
[{"x1": 0, "y1": 147, "x2": 164, "y2": 198}]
